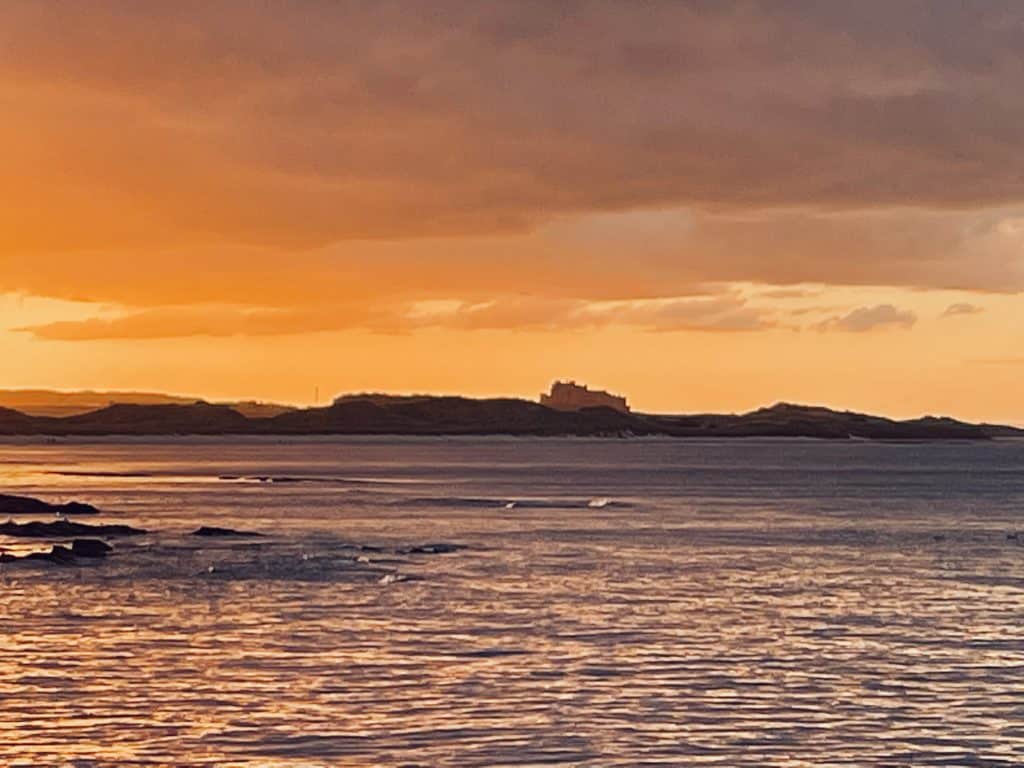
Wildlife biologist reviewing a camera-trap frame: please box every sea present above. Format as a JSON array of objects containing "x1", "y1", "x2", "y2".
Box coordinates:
[{"x1": 1, "y1": 437, "x2": 1022, "y2": 767}]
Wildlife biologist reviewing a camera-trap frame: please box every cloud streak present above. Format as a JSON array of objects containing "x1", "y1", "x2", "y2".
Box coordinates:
[
  {"x1": 18, "y1": 293, "x2": 777, "y2": 340},
  {"x1": 941, "y1": 302, "x2": 984, "y2": 318},
  {"x1": 815, "y1": 304, "x2": 918, "y2": 333}
]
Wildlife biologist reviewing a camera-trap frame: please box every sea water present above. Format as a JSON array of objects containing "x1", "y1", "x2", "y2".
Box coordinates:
[{"x1": 1, "y1": 437, "x2": 1022, "y2": 766}]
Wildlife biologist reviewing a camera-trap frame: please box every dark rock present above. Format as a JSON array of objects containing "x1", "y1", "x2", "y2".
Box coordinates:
[
  {"x1": 24, "y1": 545, "x2": 77, "y2": 565},
  {"x1": 191, "y1": 526, "x2": 263, "y2": 537},
  {"x1": 0, "y1": 493, "x2": 99, "y2": 516},
  {"x1": 0, "y1": 519, "x2": 145, "y2": 538},
  {"x1": 398, "y1": 542, "x2": 464, "y2": 555},
  {"x1": 0, "y1": 540, "x2": 114, "y2": 566},
  {"x1": 71, "y1": 539, "x2": 112, "y2": 558},
  {"x1": 60, "y1": 501, "x2": 101, "y2": 515}
]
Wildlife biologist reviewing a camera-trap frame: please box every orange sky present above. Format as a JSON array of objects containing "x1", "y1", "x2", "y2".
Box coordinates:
[{"x1": 1, "y1": 2, "x2": 1023, "y2": 423}]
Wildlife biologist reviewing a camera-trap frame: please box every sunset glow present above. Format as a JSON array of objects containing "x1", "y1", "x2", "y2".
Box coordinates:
[{"x1": 2, "y1": 3, "x2": 1022, "y2": 422}]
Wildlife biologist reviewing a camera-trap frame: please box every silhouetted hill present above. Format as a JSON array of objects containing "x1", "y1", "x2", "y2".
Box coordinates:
[
  {"x1": 0, "y1": 389, "x2": 294, "y2": 418},
  {"x1": 0, "y1": 406, "x2": 37, "y2": 433},
  {"x1": 37, "y1": 403, "x2": 252, "y2": 435},
  {"x1": 644, "y1": 403, "x2": 1003, "y2": 440},
  {"x1": 0, "y1": 397, "x2": 1017, "y2": 439},
  {"x1": 269, "y1": 396, "x2": 639, "y2": 436}
]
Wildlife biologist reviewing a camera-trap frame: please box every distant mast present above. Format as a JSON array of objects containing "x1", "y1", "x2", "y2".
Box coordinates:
[{"x1": 539, "y1": 381, "x2": 630, "y2": 414}]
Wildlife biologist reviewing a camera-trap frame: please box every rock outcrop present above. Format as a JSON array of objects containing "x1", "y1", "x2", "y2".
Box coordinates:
[
  {"x1": 71, "y1": 539, "x2": 113, "y2": 558},
  {"x1": 0, "y1": 493, "x2": 100, "y2": 516},
  {"x1": 0, "y1": 519, "x2": 145, "y2": 538},
  {"x1": 191, "y1": 526, "x2": 264, "y2": 537},
  {"x1": 1, "y1": 539, "x2": 112, "y2": 566}
]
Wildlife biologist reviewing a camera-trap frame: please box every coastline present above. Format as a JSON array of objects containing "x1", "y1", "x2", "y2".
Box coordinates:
[{"x1": 0, "y1": 398, "x2": 1018, "y2": 441}]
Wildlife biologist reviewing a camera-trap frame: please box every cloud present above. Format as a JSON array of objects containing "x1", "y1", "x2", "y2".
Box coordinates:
[
  {"x1": 3, "y1": 204, "x2": 1024, "y2": 320},
  {"x1": 443, "y1": 293, "x2": 774, "y2": 333},
  {"x1": 18, "y1": 292, "x2": 776, "y2": 340},
  {"x1": 5, "y1": 1, "x2": 1023, "y2": 223},
  {"x1": 1, "y1": 8, "x2": 1024, "y2": 253},
  {"x1": 602, "y1": 296, "x2": 773, "y2": 332},
  {"x1": 446, "y1": 297, "x2": 589, "y2": 331},
  {"x1": 815, "y1": 304, "x2": 918, "y2": 333},
  {"x1": 756, "y1": 288, "x2": 821, "y2": 300},
  {"x1": 2, "y1": 2, "x2": 1024, "y2": 326},
  {"x1": 941, "y1": 302, "x2": 985, "y2": 318},
  {"x1": 19, "y1": 305, "x2": 404, "y2": 340}
]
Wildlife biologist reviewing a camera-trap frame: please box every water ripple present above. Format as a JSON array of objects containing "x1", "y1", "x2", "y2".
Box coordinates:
[{"x1": 1, "y1": 438, "x2": 1023, "y2": 765}]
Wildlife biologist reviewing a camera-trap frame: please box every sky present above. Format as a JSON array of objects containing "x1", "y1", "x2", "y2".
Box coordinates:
[{"x1": 1, "y1": 1, "x2": 1023, "y2": 422}]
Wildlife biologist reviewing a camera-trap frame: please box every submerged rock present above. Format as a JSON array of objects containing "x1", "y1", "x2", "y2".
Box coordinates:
[
  {"x1": 0, "y1": 519, "x2": 145, "y2": 538},
  {"x1": 1, "y1": 544, "x2": 80, "y2": 566},
  {"x1": 0, "y1": 493, "x2": 100, "y2": 516},
  {"x1": 191, "y1": 526, "x2": 264, "y2": 537}
]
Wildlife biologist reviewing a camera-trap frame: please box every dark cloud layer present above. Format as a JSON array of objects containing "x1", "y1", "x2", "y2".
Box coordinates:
[{"x1": 2, "y1": 1, "x2": 1023, "y2": 319}]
